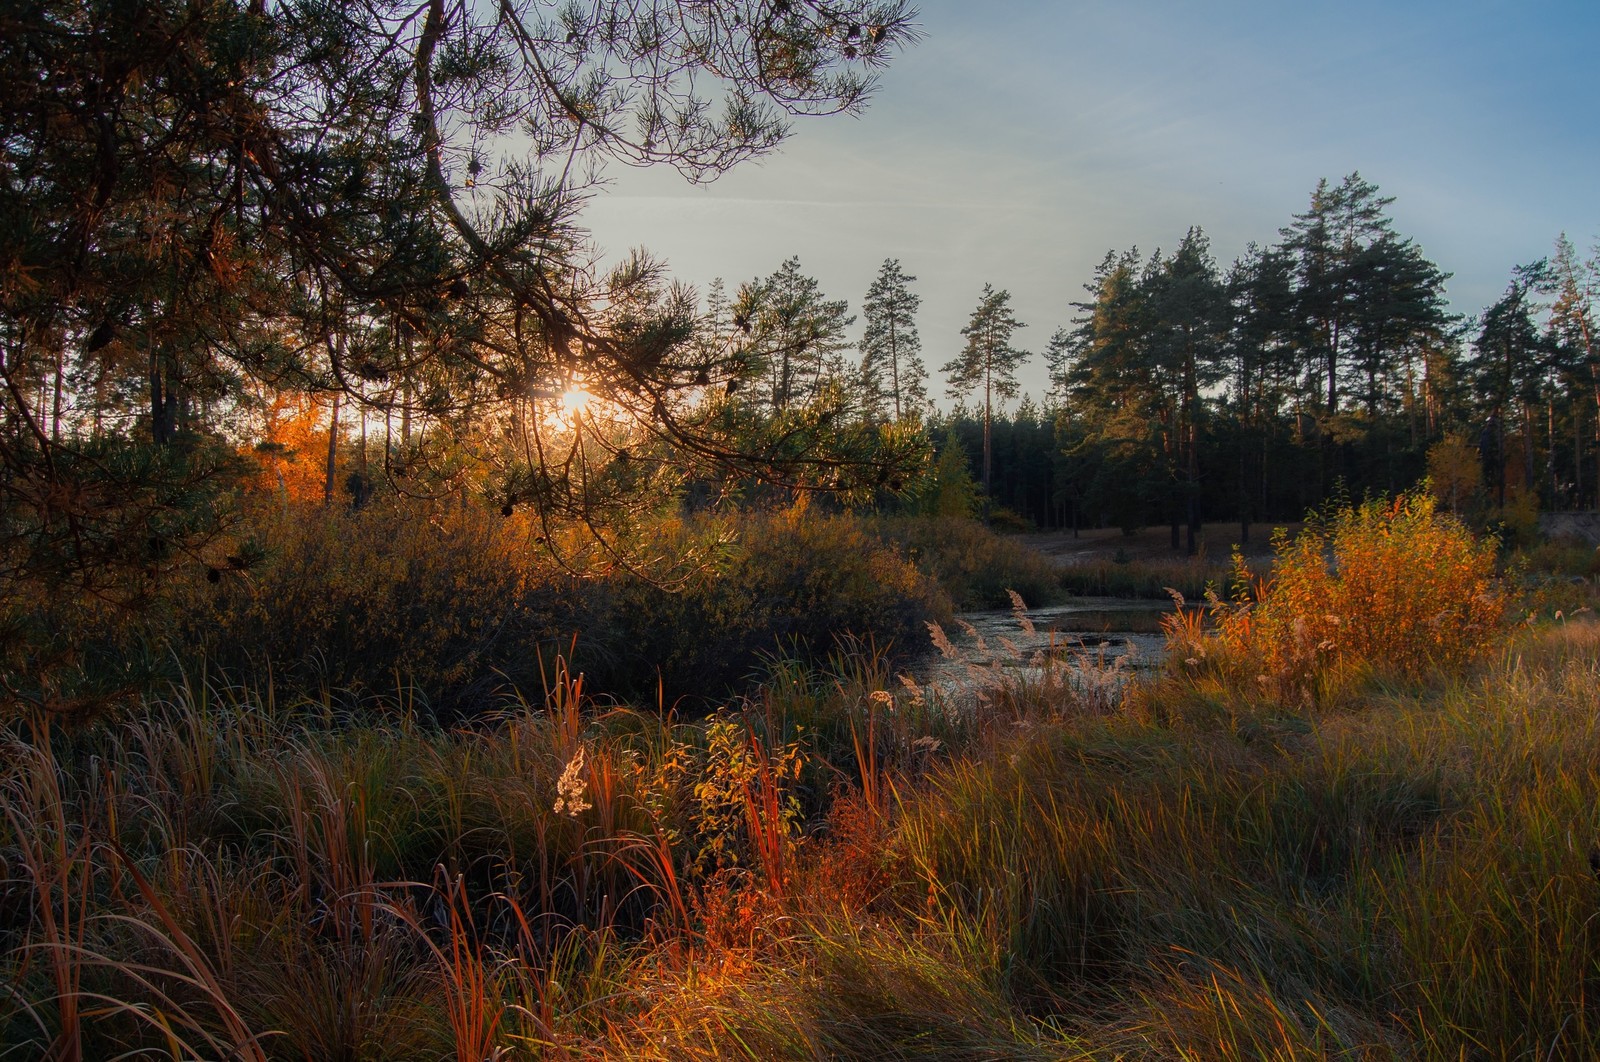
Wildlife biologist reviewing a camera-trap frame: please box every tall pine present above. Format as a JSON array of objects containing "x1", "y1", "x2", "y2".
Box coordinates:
[
  {"x1": 858, "y1": 259, "x2": 927, "y2": 420},
  {"x1": 944, "y1": 285, "x2": 1029, "y2": 495}
]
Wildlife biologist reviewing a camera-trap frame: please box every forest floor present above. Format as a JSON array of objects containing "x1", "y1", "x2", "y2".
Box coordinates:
[{"x1": 1016, "y1": 520, "x2": 1301, "y2": 566}]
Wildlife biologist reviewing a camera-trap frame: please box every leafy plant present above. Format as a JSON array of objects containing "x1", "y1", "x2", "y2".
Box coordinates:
[{"x1": 1174, "y1": 492, "x2": 1508, "y2": 704}]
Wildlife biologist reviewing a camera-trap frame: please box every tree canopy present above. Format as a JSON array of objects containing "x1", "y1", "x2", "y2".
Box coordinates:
[{"x1": 0, "y1": 0, "x2": 921, "y2": 603}]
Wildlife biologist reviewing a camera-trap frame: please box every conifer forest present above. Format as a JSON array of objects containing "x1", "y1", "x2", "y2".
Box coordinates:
[{"x1": 4, "y1": 2, "x2": 1600, "y2": 1059}]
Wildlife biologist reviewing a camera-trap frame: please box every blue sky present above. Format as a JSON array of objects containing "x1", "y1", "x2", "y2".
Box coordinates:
[{"x1": 582, "y1": 0, "x2": 1600, "y2": 401}]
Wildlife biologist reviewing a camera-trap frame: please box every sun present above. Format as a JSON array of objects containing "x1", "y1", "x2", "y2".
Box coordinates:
[{"x1": 559, "y1": 387, "x2": 593, "y2": 416}]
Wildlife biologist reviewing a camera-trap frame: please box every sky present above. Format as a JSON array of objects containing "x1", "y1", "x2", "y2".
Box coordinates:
[{"x1": 580, "y1": 0, "x2": 1600, "y2": 402}]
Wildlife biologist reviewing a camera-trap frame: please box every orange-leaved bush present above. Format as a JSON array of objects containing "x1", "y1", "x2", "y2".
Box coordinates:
[{"x1": 1179, "y1": 492, "x2": 1507, "y2": 703}]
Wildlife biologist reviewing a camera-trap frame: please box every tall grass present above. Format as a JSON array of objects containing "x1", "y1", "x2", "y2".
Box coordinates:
[{"x1": 5, "y1": 500, "x2": 1600, "y2": 1059}]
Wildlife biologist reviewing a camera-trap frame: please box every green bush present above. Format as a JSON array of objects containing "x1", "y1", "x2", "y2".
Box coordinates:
[
  {"x1": 1519, "y1": 534, "x2": 1600, "y2": 579},
  {"x1": 167, "y1": 500, "x2": 591, "y2": 718},
  {"x1": 164, "y1": 502, "x2": 949, "y2": 715},
  {"x1": 983, "y1": 506, "x2": 1035, "y2": 534}
]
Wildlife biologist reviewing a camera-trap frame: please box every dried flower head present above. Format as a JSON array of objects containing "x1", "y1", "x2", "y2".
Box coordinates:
[
  {"x1": 553, "y1": 745, "x2": 591, "y2": 817},
  {"x1": 1006, "y1": 589, "x2": 1036, "y2": 634}
]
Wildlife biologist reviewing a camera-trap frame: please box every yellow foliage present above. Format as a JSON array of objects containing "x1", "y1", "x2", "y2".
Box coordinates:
[
  {"x1": 245, "y1": 392, "x2": 336, "y2": 501},
  {"x1": 1425, "y1": 433, "x2": 1482, "y2": 513},
  {"x1": 1190, "y1": 492, "x2": 1508, "y2": 704}
]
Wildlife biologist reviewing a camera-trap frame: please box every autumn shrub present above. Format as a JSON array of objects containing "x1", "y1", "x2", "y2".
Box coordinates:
[
  {"x1": 166, "y1": 499, "x2": 592, "y2": 719},
  {"x1": 865, "y1": 513, "x2": 1061, "y2": 610},
  {"x1": 587, "y1": 508, "x2": 950, "y2": 703},
  {"x1": 1174, "y1": 492, "x2": 1507, "y2": 704}
]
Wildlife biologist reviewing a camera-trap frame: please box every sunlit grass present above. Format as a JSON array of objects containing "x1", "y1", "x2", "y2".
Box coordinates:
[{"x1": 5, "y1": 499, "x2": 1598, "y2": 1058}]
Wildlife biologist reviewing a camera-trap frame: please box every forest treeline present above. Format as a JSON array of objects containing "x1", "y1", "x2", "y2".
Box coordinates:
[
  {"x1": 8, "y1": 138, "x2": 1599, "y2": 611},
  {"x1": 234, "y1": 171, "x2": 1597, "y2": 551},
  {"x1": 705, "y1": 172, "x2": 1600, "y2": 547}
]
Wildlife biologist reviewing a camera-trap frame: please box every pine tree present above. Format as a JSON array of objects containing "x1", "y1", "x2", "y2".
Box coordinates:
[
  {"x1": 858, "y1": 258, "x2": 927, "y2": 420},
  {"x1": 1224, "y1": 243, "x2": 1298, "y2": 540},
  {"x1": 1549, "y1": 234, "x2": 1599, "y2": 508},
  {"x1": 1344, "y1": 235, "x2": 1454, "y2": 418},
  {"x1": 1280, "y1": 172, "x2": 1398, "y2": 414},
  {"x1": 1043, "y1": 327, "x2": 1074, "y2": 406},
  {"x1": 923, "y1": 432, "x2": 980, "y2": 518},
  {"x1": 943, "y1": 285, "x2": 1029, "y2": 494},
  {"x1": 0, "y1": 0, "x2": 919, "y2": 602},
  {"x1": 1472, "y1": 263, "x2": 1555, "y2": 508},
  {"x1": 1146, "y1": 228, "x2": 1228, "y2": 553},
  {"x1": 1059, "y1": 249, "x2": 1162, "y2": 532},
  {"x1": 735, "y1": 257, "x2": 855, "y2": 412}
]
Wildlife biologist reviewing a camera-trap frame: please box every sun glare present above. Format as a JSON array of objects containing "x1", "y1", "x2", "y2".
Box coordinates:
[{"x1": 559, "y1": 387, "x2": 592, "y2": 416}]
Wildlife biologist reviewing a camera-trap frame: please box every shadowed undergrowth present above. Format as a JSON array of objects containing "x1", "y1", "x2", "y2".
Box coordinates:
[
  {"x1": 4, "y1": 499, "x2": 1599, "y2": 1059},
  {"x1": 4, "y1": 619, "x2": 1598, "y2": 1058}
]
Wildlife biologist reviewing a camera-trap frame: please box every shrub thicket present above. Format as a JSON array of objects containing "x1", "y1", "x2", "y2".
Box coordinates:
[
  {"x1": 1169, "y1": 492, "x2": 1508, "y2": 705},
  {"x1": 865, "y1": 514, "x2": 1062, "y2": 610},
  {"x1": 153, "y1": 501, "x2": 953, "y2": 716},
  {"x1": 586, "y1": 508, "x2": 951, "y2": 705}
]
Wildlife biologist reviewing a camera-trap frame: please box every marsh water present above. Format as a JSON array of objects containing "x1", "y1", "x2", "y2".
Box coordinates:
[{"x1": 915, "y1": 596, "x2": 1196, "y2": 696}]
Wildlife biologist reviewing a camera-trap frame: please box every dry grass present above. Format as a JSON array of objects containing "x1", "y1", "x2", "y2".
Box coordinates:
[{"x1": 5, "y1": 503, "x2": 1598, "y2": 1060}]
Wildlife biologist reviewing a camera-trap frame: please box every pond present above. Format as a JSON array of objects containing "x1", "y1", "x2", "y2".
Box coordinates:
[{"x1": 910, "y1": 596, "x2": 1199, "y2": 703}]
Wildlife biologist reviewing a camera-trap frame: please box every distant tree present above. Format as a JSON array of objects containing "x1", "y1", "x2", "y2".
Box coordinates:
[
  {"x1": 1472, "y1": 262, "x2": 1555, "y2": 507},
  {"x1": 922, "y1": 432, "x2": 981, "y2": 518},
  {"x1": 1060, "y1": 249, "x2": 1162, "y2": 531},
  {"x1": 1548, "y1": 234, "x2": 1599, "y2": 508},
  {"x1": 699, "y1": 279, "x2": 734, "y2": 353},
  {"x1": 858, "y1": 259, "x2": 927, "y2": 420},
  {"x1": 1223, "y1": 243, "x2": 1298, "y2": 541},
  {"x1": 1043, "y1": 327, "x2": 1074, "y2": 406},
  {"x1": 1344, "y1": 234, "x2": 1454, "y2": 419},
  {"x1": 736, "y1": 257, "x2": 856, "y2": 412},
  {"x1": 1004, "y1": 395, "x2": 1057, "y2": 525},
  {"x1": 1145, "y1": 227, "x2": 1228, "y2": 553},
  {"x1": 1280, "y1": 172, "x2": 1398, "y2": 414},
  {"x1": 1426, "y1": 433, "x2": 1484, "y2": 513},
  {"x1": 943, "y1": 285, "x2": 1029, "y2": 494}
]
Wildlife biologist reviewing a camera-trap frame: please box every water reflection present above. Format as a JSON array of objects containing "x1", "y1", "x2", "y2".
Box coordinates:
[{"x1": 912, "y1": 596, "x2": 1197, "y2": 702}]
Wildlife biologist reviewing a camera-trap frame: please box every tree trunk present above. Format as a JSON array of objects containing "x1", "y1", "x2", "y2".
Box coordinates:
[
  {"x1": 51, "y1": 337, "x2": 64, "y2": 444},
  {"x1": 401, "y1": 326, "x2": 414, "y2": 445},
  {"x1": 1185, "y1": 375, "x2": 1200, "y2": 557},
  {"x1": 889, "y1": 323, "x2": 901, "y2": 421},
  {"x1": 324, "y1": 392, "x2": 340, "y2": 505},
  {"x1": 1548, "y1": 398, "x2": 1558, "y2": 504},
  {"x1": 1238, "y1": 414, "x2": 1251, "y2": 546},
  {"x1": 982, "y1": 367, "x2": 992, "y2": 495},
  {"x1": 1574, "y1": 402, "x2": 1583, "y2": 510},
  {"x1": 149, "y1": 350, "x2": 177, "y2": 446}
]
